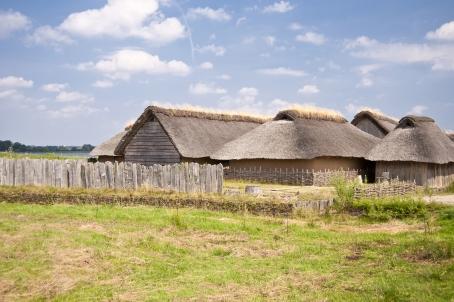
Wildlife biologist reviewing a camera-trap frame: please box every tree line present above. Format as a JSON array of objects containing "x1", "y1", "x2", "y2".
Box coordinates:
[{"x1": 0, "y1": 140, "x2": 94, "y2": 153}]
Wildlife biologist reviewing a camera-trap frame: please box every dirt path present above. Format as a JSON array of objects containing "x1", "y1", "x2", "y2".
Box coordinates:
[{"x1": 424, "y1": 194, "x2": 454, "y2": 205}]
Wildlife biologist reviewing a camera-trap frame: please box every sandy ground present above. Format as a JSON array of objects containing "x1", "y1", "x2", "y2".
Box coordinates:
[{"x1": 424, "y1": 194, "x2": 454, "y2": 205}]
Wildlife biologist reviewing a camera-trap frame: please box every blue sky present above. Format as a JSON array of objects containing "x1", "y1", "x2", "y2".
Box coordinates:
[{"x1": 0, "y1": 0, "x2": 453, "y2": 145}]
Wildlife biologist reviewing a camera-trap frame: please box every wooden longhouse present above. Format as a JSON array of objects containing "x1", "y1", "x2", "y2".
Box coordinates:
[
  {"x1": 89, "y1": 128, "x2": 129, "y2": 162},
  {"x1": 112, "y1": 106, "x2": 265, "y2": 166},
  {"x1": 366, "y1": 115, "x2": 454, "y2": 187},
  {"x1": 351, "y1": 110, "x2": 398, "y2": 138}
]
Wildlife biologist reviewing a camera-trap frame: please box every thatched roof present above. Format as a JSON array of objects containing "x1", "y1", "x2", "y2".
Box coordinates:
[
  {"x1": 448, "y1": 132, "x2": 454, "y2": 142},
  {"x1": 90, "y1": 130, "x2": 128, "y2": 157},
  {"x1": 366, "y1": 115, "x2": 454, "y2": 164},
  {"x1": 211, "y1": 107, "x2": 380, "y2": 160},
  {"x1": 351, "y1": 110, "x2": 398, "y2": 134},
  {"x1": 115, "y1": 106, "x2": 265, "y2": 158}
]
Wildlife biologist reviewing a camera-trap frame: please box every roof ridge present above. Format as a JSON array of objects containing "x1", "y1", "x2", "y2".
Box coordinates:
[{"x1": 274, "y1": 107, "x2": 347, "y2": 123}]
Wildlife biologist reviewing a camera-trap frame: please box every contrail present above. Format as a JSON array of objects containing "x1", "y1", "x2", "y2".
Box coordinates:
[{"x1": 172, "y1": 0, "x2": 195, "y2": 63}]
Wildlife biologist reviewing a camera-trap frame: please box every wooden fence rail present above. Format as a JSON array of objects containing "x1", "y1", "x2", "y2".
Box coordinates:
[{"x1": 0, "y1": 158, "x2": 223, "y2": 193}]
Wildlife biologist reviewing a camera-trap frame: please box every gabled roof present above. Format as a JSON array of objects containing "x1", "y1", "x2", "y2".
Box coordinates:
[
  {"x1": 211, "y1": 107, "x2": 380, "y2": 160},
  {"x1": 115, "y1": 106, "x2": 266, "y2": 158},
  {"x1": 351, "y1": 110, "x2": 398, "y2": 134},
  {"x1": 90, "y1": 130, "x2": 128, "y2": 157},
  {"x1": 366, "y1": 115, "x2": 454, "y2": 164}
]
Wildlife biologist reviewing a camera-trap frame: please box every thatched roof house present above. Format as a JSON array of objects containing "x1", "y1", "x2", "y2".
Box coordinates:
[
  {"x1": 351, "y1": 110, "x2": 398, "y2": 138},
  {"x1": 366, "y1": 115, "x2": 454, "y2": 187},
  {"x1": 114, "y1": 106, "x2": 265, "y2": 166},
  {"x1": 211, "y1": 107, "x2": 380, "y2": 171},
  {"x1": 90, "y1": 129, "x2": 129, "y2": 162}
]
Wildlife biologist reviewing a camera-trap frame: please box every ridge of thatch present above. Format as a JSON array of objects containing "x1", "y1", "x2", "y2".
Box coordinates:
[
  {"x1": 274, "y1": 105, "x2": 347, "y2": 123},
  {"x1": 212, "y1": 115, "x2": 379, "y2": 161},
  {"x1": 366, "y1": 115, "x2": 454, "y2": 164},
  {"x1": 352, "y1": 109, "x2": 398, "y2": 125},
  {"x1": 115, "y1": 106, "x2": 264, "y2": 158},
  {"x1": 90, "y1": 130, "x2": 128, "y2": 157},
  {"x1": 150, "y1": 106, "x2": 269, "y2": 123},
  {"x1": 447, "y1": 132, "x2": 454, "y2": 142}
]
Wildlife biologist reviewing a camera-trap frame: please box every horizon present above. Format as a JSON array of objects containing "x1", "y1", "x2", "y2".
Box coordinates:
[{"x1": 1, "y1": 0, "x2": 454, "y2": 145}]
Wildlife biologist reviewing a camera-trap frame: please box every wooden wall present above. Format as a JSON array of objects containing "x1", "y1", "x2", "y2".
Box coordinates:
[
  {"x1": 376, "y1": 161, "x2": 454, "y2": 188},
  {"x1": 125, "y1": 117, "x2": 181, "y2": 166},
  {"x1": 354, "y1": 118, "x2": 386, "y2": 138},
  {"x1": 0, "y1": 158, "x2": 223, "y2": 193}
]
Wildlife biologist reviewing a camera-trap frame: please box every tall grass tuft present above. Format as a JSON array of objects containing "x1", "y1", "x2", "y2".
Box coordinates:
[{"x1": 331, "y1": 176, "x2": 359, "y2": 212}]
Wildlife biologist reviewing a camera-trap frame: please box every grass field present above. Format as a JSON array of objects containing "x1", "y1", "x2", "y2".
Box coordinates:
[
  {"x1": 0, "y1": 202, "x2": 453, "y2": 301},
  {"x1": 0, "y1": 152, "x2": 86, "y2": 160}
]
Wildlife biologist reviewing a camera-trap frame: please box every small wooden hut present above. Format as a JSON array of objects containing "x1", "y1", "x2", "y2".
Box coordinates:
[
  {"x1": 211, "y1": 107, "x2": 379, "y2": 172},
  {"x1": 89, "y1": 129, "x2": 129, "y2": 162},
  {"x1": 366, "y1": 115, "x2": 454, "y2": 187},
  {"x1": 351, "y1": 110, "x2": 398, "y2": 138},
  {"x1": 114, "y1": 106, "x2": 265, "y2": 166}
]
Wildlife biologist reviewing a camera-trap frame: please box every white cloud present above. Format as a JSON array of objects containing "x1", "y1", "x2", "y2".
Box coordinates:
[
  {"x1": 288, "y1": 22, "x2": 302, "y2": 31},
  {"x1": 0, "y1": 76, "x2": 33, "y2": 88},
  {"x1": 408, "y1": 105, "x2": 427, "y2": 115},
  {"x1": 199, "y1": 61, "x2": 214, "y2": 70},
  {"x1": 92, "y1": 80, "x2": 114, "y2": 88},
  {"x1": 58, "y1": 0, "x2": 185, "y2": 44},
  {"x1": 263, "y1": 1, "x2": 294, "y2": 13},
  {"x1": 236, "y1": 17, "x2": 247, "y2": 27},
  {"x1": 346, "y1": 36, "x2": 454, "y2": 71},
  {"x1": 187, "y1": 7, "x2": 231, "y2": 21},
  {"x1": 217, "y1": 74, "x2": 231, "y2": 80},
  {"x1": 296, "y1": 32, "x2": 326, "y2": 45},
  {"x1": 237, "y1": 87, "x2": 259, "y2": 103},
  {"x1": 78, "y1": 49, "x2": 190, "y2": 80},
  {"x1": 257, "y1": 67, "x2": 306, "y2": 77},
  {"x1": 0, "y1": 89, "x2": 19, "y2": 99},
  {"x1": 426, "y1": 21, "x2": 454, "y2": 41},
  {"x1": 56, "y1": 91, "x2": 93, "y2": 103},
  {"x1": 41, "y1": 83, "x2": 68, "y2": 92},
  {"x1": 356, "y1": 64, "x2": 382, "y2": 87},
  {"x1": 263, "y1": 35, "x2": 276, "y2": 46},
  {"x1": 195, "y1": 44, "x2": 226, "y2": 56},
  {"x1": 47, "y1": 104, "x2": 101, "y2": 119},
  {"x1": 189, "y1": 82, "x2": 226, "y2": 95},
  {"x1": 0, "y1": 10, "x2": 30, "y2": 38},
  {"x1": 298, "y1": 85, "x2": 319, "y2": 95},
  {"x1": 27, "y1": 26, "x2": 74, "y2": 46}
]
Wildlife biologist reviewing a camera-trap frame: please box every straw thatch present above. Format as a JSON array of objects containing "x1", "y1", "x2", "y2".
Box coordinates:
[
  {"x1": 211, "y1": 108, "x2": 380, "y2": 160},
  {"x1": 115, "y1": 106, "x2": 264, "y2": 159},
  {"x1": 366, "y1": 115, "x2": 454, "y2": 164},
  {"x1": 448, "y1": 132, "x2": 454, "y2": 142},
  {"x1": 351, "y1": 110, "x2": 398, "y2": 137},
  {"x1": 90, "y1": 130, "x2": 128, "y2": 157}
]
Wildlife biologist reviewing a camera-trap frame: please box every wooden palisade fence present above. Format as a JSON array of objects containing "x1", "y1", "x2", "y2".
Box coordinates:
[{"x1": 0, "y1": 158, "x2": 223, "y2": 193}]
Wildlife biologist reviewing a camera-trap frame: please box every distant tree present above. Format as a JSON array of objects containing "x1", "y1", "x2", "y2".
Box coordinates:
[{"x1": 0, "y1": 140, "x2": 13, "y2": 151}]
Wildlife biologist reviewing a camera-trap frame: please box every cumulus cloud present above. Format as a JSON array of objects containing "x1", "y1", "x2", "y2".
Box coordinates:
[
  {"x1": 78, "y1": 49, "x2": 190, "y2": 80},
  {"x1": 236, "y1": 17, "x2": 247, "y2": 27},
  {"x1": 92, "y1": 80, "x2": 114, "y2": 88},
  {"x1": 257, "y1": 67, "x2": 306, "y2": 77},
  {"x1": 187, "y1": 7, "x2": 231, "y2": 21},
  {"x1": 195, "y1": 44, "x2": 226, "y2": 56},
  {"x1": 288, "y1": 22, "x2": 303, "y2": 31},
  {"x1": 199, "y1": 61, "x2": 214, "y2": 70},
  {"x1": 0, "y1": 89, "x2": 20, "y2": 99},
  {"x1": 47, "y1": 104, "x2": 102, "y2": 119},
  {"x1": 356, "y1": 64, "x2": 382, "y2": 87},
  {"x1": 189, "y1": 82, "x2": 226, "y2": 95},
  {"x1": 217, "y1": 74, "x2": 231, "y2": 80},
  {"x1": 0, "y1": 10, "x2": 30, "y2": 38},
  {"x1": 0, "y1": 76, "x2": 33, "y2": 88},
  {"x1": 263, "y1": 1, "x2": 294, "y2": 13},
  {"x1": 408, "y1": 105, "x2": 427, "y2": 115},
  {"x1": 346, "y1": 35, "x2": 454, "y2": 71},
  {"x1": 41, "y1": 83, "x2": 68, "y2": 92},
  {"x1": 426, "y1": 21, "x2": 454, "y2": 41},
  {"x1": 57, "y1": 0, "x2": 185, "y2": 44},
  {"x1": 298, "y1": 85, "x2": 319, "y2": 95},
  {"x1": 296, "y1": 32, "x2": 326, "y2": 45},
  {"x1": 237, "y1": 87, "x2": 259, "y2": 103},
  {"x1": 263, "y1": 35, "x2": 276, "y2": 46},
  {"x1": 56, "y1": 91, "x2": 93, "y2": 103},
  {"x1": 27, "y1": 26, "x2": 74, "y2": 46}
]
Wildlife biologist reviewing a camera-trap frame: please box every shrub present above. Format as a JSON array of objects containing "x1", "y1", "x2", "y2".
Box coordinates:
[
  {"x1": 331, "y1": 176, "x2": 359, "y2": 211},
  {"x1": 404, "y1": 238, "x2": 453, "y2": 262},
  {"x1": 350, "y1": 196, "x2": 427, "y2": 221}
]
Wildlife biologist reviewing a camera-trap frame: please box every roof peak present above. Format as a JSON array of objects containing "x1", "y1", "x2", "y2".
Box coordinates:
[
  {"x1": 274, "y1": 106, "x2": 347, "y2": 123},
  {"x1": 399, "y1": 115, "x2": 435, "y2": 125},
  {"x1": 148, "y1": 105, "x2": 268, "y2": 123},
  {"x1": 353, "y1": 109, "x2": 398, "y2": 124}
]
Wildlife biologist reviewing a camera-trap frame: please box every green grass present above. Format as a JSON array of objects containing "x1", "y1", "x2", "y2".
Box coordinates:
[
  {"x1": 0, "y1": 201, "x2": 453, "y2": 301},
  {"x1": 0, "y1": 151, "x2": 85, "y2": 160}
]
